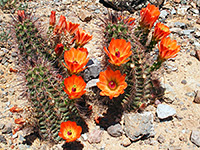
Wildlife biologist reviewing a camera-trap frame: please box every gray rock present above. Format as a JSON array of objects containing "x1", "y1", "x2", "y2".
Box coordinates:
[
  {"x1": 121, "y1": 136, "x2": 131, "y2": 147},
  {"x1": 181, "y1": 80, "x2": 187, "y2": 85},
  {"x1": 8, "y1": 88, "x2": 15, "y2": 96},
  {"x1": 0, "y1": 124, "x2": 5, "y2": 130},
  {"x1": 177, "y1": 6, "x2": 190, "y2": 15},
  {"x1": 0, "y1": 69, "x2": 4, "y2": 75},
  {"x1": 107, "y1": 123, "x2": 123, "y2": 137},
  {"x1": 2, "y1": 127, "x2": 12, "y2": 134},
  {"x1": 81, "y1": 133, "x2": 88, "y2": 141},
  {"x1": 171, "y1": 8, "x2": 176, "y2": 15},
  {"x1": 190, "y1": 8, "x2": 199, "y2": 14},
  {"x1": 194, "y1": 31, "x2": 200, "y2": 38},
  {"x1": 1, "y1": 48, "x2": 9, "y2": 54},
  {"x1": 180, "y1": 29, "x2": 195, "y2": 35},
  {"x1": 174, "y1": 22, "x2": 186, "y2": 29},
  {"x1": 124, "y1": 112, "x2": 155, "y2": 141},
  {"x1": 0, "y1": 135, "x2": 7, "y2": 144},
  {"x1": 156, "y1": 104, "x2": 176, "y2": 119},
  {"x1": 84, "y1": 58, "x2": 101, "y2": 81},
  {"x1": 190, "y1": 130, "x2": 200, "y2": 147},
  {"x1": 160, "y1": 10, "x2": 168, "y2": 19},
  {"x1": 170, "y1": 28, "x2": 182, "y2": 33},
  {"x1": 194, "y1": 41, "x2": 200, "y2": 50},
  {"x1": 88, "y1": 129, "x2": 103, "y2": 144},
  {"x1": 194, "y1": 90, "x2": 200, "y2": 104},
  {"x1": 86, "y1": 79, "x2": 99, "y2": 89},
  {"x1": 185, "y1": 92, "x2": 195, "y2": 97},
  {"x1": 157, "y1": 134, "x2": 165, "y2": 143}
]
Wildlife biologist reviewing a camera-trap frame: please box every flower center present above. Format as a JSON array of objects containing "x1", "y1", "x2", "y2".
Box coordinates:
[
  {"x1": 72, "y1": 85, "x2": 76, "y2": 92},
  {"x1": 67, "y1": 130, "x2": 72, "y2": 136},
  {"x1": 115, "y1": 48, "x2": 120, "y2": 58},
  {"x1": 108, "y1": 81, "x2": 116, "y2": 89},
  {"x1": 168, "y1": 45, "x2": 171, "y2": 48},
  {"x1": 73, "y1": 60, "x2": 78, "y2": 64}
]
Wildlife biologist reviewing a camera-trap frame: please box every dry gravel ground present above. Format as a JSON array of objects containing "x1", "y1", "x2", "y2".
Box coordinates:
[{"x1": 0, "y1": 0, "x2": 200, "y2": 150}]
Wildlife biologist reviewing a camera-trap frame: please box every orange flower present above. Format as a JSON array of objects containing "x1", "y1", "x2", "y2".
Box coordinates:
[
  {"x1": 63, "y1": 75, "x2": 86, "y2": 99},
  {"x1": 65, "y1": 21, "x2": 80, "y2": 35},
  {"x1": 49, "y1": 11, "x2": 56, "y2": 26},
  {"x1": 153, "y1": 23, "x2": 171, "y2": 42},
  {"x1": 59, "y1": 121, "x2": 82, "y2": 143},
  {"x1": 158, "y1": 37, "x2": 181, "y2": 61},
  {"x1": 140, "y1": 4, "x2": 160, "y2": 29},
  {"x1": 63, "y1": 47, "x2": 89, "y2": 74},
  {"x1": 104, "y1": 38, "x2": 132, "y2": 66},
  {"x1": 17, "y1": 10, "x2": 25, "y2": 22},
  {"x1": 74, "y1": 28, "x2": 92, "y2": 47},
  {"x1": 10, "y1": 105, "x2": 23, "y2": 113},
  {"x1": 54, "y1": 43, "x2": 64, "y2": 56},
  {"x1": 53, "y1": 15, "x2": 66, "y2": 34},
  {"x1": 97, "y1": 67, "x2": 127, "y2": 99},
  {"x1": 77, "y1": 47, "x2": 88, "y2": 55}
]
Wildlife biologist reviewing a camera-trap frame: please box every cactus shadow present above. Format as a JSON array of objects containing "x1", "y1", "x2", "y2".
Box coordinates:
[
  {"x1": 62, "y1": 141, "x2": 84, "y2": 150},
  {"x1": 97, "y1": 96, "x2": 124, "y2": 130}
]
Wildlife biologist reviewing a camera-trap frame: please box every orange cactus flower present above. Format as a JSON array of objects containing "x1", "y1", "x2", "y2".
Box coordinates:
[
  {"x1": 54, "y1": 15, "x2": 66, "y2": 34},
  {"x1": 10, "y1": 105, "x2": 23, "y2": 113},
  {"x1": 152, "y1": 23, "x2": 171, "y2": 42},
  {"x1": 65, "y1": 21, "x2": 80, "y2": 35},
  {"x1": 97, "y1": 67, "x2": 127, "y2": 99},
  {"x1": 59, "y1": 121, "x2": 82, "y2": 143},
  {"x1": 104, "y1": 38, "x2": 132, "y2": 66},
  {"x1": 49, "y1": 11, "x2": 56, "y2": 26},
  {"x1": 63, "y1": 75, "x2": 86, "y2": 99},
  {"x1": 74, "y1": 28, "x2": 93, "y2": 47},
  {"x1": 54, "y1": 43, "x2": 64, "y2": 56},
  {"x1": 77, "y1": 47, "x2": 88, "y2": 55},
  {"x1": 63, "y1": 47, "x2": 89, "y2": 74},
  {"x1": 140, "y1": 4, "x2": 160, "y2": 29},
  {"x1": 17, "y1": 10, "x2": 26, "y2": 22},
  {"x1": 158, "y1": 37, "x2": 181, "y2": 61}
]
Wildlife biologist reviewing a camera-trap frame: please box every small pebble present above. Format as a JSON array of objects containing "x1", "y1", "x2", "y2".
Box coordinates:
[{"x1": 181, "y1": 80, "x2": 187, "y2": 85}]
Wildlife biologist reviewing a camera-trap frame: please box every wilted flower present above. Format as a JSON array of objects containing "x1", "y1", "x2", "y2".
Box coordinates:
[
  {"x1": 49, "y1": 11, "x2": 56, "y2": 26},
  {"x1": 97, "y1": 67, "x2": 127, "y2": 99},
  {"x1": 17, "y1": 10, "x2": 26, "y2": 22},
  {"x1": 63, "y1": 75, "x2": 86, "y2": 99},
  {"x1": 152, "y1": 22, "x2": 171, "y2": 42},
  {"x1": 158, "y1": 37, "x2": 181, "y2": 61},
  {"x1": 10, "y1": 105, "x2": 23, "y2": 113},
  {"x1": 104, "y1": 38, "x2": 132, "y2": 66},
  {"x1": 140, "y1": 4, "x2": 160, "y2": 29},
  {"x1": 15, "y1": 118, "x2": 26, "y2": 125},
  {"x1": 65, "y1": 21, "x2": 80, "y2": 35},
  {"x1": 54, "y1": 43, "x2": 64, "y2": 56},
  {"x1": 63, "y1": 47, "x2": 89, "y2": 74},
  {"x1": 53, "y1": 15, "x2": 66, "y2": 34},
  {"x1": 59, "y1": 121, "x2": 82, "y2": 143},
  {"x1": 74, "y1": 28, "x2": 92, "y2": 47},
  {"x1": 118, "y1": 16, "x2": 135, "y2": 26}
]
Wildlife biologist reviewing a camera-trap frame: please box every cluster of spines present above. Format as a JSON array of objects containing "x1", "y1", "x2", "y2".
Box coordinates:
[{"x1": 14, "y1": 17, "x2": 54, "y2": 62}]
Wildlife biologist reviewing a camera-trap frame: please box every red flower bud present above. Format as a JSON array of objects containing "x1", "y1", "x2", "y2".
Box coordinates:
[
  {"x1": 17, "y1": 10, "x2": 26, "y2": 22},
  {"x1": 49, "y1": 11, "x2": 56, "y2": 26},
  {"x1": 54, "y1": 43, "x2": 64, "y2": 56}
]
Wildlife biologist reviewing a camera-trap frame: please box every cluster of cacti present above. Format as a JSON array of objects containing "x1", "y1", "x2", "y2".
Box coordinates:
[
  {"x1": 100, "y1": 4, "x2": 180, "y2": 112},
  {"x1": 8, "y1": 3, "x2": 181, "y2": 145}
]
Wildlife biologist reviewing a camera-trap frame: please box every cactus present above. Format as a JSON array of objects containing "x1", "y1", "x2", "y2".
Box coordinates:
[
  {"x1": 101, "y1": 11, "x2": 159, "y2": 111},
  {"x1": 12, "y1": 10, "x2": 87, "y2": 142},
  {"x1": 21, "y1": 58, "x2": 86, "y2": 142}
]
